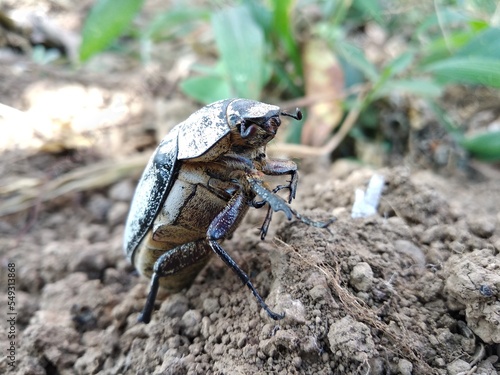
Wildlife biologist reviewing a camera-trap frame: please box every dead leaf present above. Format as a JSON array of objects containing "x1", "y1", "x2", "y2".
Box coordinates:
[{"x1": 301, "y1": 39, "x2": 344, "y2": 146}]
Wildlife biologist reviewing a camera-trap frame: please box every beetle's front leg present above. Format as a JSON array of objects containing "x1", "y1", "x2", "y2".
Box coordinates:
[
  {"x1": 247, "y1": 175, "x2": 335, "y2": 230},
  {"x1": 261, "y1": 159, "x2": 298, "y2": 203},
  {"x1": 207, "y1": 191, "x2": 285, "y2": 320},
  {"x1": 252, "y1": 159, "x2": 298, "y2": 239}
]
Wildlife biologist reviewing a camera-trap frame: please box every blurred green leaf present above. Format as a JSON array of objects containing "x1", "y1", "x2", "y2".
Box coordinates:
[
  {"x1": 80, "y1": 0, "x2": 144, "y2": 62},
  {"x1": 353, "y1": 0, "x2": 383, "y2": 24},
  {"x1": 384, "y1": 51, "x2": 414, "y2": 77},
  {"x1": 324, "y1": 0, "x2": 352, "y2": 26},
  {"x1": 212, "y1": 6, "x2": 267, "y2": 99},
  {"x1": 242, "y1": 0, "x2": 272, "y2": 34},
  {"x1": 460, "y1": 130, "x2": 500, "y2": 161},
  {"x1": 336, "y1": 41, "x2": 379, "y2": 82},
  {"x1": 469, "y1": 19, "x2": 490, "y2": 32},
  {"x1": 415, "y1": 8, "x2": 468, "y2": 39},
  {"x1": 271, "y1": 0, "x2": 302, "y2": 77},
  {"x1": 455, "y1": 27, "x2": 500, "y2": 59},
  {"x1": 419, "y1": 31, "x2": 474, "y2": 65},
  {"x1": 424, "y1": 57, "x2": 500, "y2": 88},
  {"x1": 32, "y1": 46, "x2": 61, "y2": 65},
  {"x1": 142, "y1": 8, "x2": 209, "y2": 41},
  {"x1": 180, "y1": 75, "x2": 231, "y2": 105}
]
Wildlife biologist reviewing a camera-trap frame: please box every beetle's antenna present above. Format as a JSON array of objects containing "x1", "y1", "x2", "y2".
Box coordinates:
[{"x1": 281, "y1": 108, "x2": 302, "y2": 121}]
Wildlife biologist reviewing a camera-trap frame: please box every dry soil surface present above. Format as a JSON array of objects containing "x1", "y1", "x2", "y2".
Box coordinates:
[{"x1": 1, "y1": 159, "x2": 500, "y2": 375}]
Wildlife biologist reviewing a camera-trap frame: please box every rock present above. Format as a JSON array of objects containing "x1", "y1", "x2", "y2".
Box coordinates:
[
  {"x1": 328, "y1": 315, "x2": 375, "y2": 363},
  {"x1": 446, "y1": 359, "x2": 470, "y2": 375},
  {"x1": 444, "y1": 249, "x2": 500, "y2": 343},
  {"x1": 350, "y1": 262, "x2": 374, "y2": 292},
  {"x1": 468, "y1": 216, "x2": 496, "y2": 239},
  {"x1": 394, "y1": 240, "x2": 426, "y2": 267},
  {"x1": 181, "y1": 310, "x2": 202, "y2": 339},
  {"x1": 397, "y1": 358, "x2": 413, "y2": 375}
]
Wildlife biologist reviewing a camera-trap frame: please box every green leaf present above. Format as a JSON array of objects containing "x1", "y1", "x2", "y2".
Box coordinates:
[
  {"x1": 455, "y1": 27, "x2": 500, "y2": 60},
  {"x1": 212, "y1": 6, "x2": 267, "y2": 99},
  {"x1": 424, "y1": 57, "x2": 500, "y2": 88},
  {"x1": 242, "y1": 0, "x2": 272, "y2": 34},
  {"x1": 180, "y1": 75, "x2": 231, "y2": 105},
  {"x1": 384, "y1": 51, "x2": 414, "y2": 77},
  {"x1": 367, "y1": 52, "x2": 416, "y2": 103},
  {"x1": 460, "y1": 130, "x2": 500, "y2": 161},
  {"x1": 419, "y1": 31, "x2": 474, "y2": 66},
  {"x1": 80, "y1": 0, "x2": 144, "y2": 62},
  {"x1": 353, "y1": 0, "x2": 383, "y2": 24},
  {"x1": 415, "y1": 8, "x2": 468, "y2": 40},
  {"x1": 142, "y1": 8, "x2": 209, "y2": 41},
  {"x1": 270, "y1": 0, "x2": 302, "y2": 77},
  {"x1": 336, "y1": 41, "x2": 379, "y2": 82}
]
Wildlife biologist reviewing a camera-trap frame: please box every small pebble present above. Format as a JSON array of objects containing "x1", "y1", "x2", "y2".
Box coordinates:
[
  {"x1": 292, "y1": 356, "x2": 302, "y2": 369},
  {"x1": 468, "y1": 217, "x2": 496, "y2": 239},
  {"x1": 398, "y1": 358, "x2": 412, "y2": 375},
  {"x1": 203, "y1": 298, "x2": 220, "y2": 315},
  {"x1": 181, "y1": 310, "x2": 202, "y2": 338},
  {"x1": 350, "y1": 262, "x2": 373, "y2": 292},
  {"x1": 394, "y1": 240, "x2": 425, "y2": 267},
  {"x1": 161, "y1": 294, "x2": 189, "y2": 318},
  {"x1": 446, "y1": 359, "x2": 470, "y2": 375}
]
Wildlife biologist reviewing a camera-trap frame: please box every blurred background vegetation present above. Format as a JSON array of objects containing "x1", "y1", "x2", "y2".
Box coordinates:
[
  {"x1": 3, "y1": 0, "x2": 497, "y2": 168},
  {"x1": 78, "y1": 0, "x2": 500, "y2": 165}
]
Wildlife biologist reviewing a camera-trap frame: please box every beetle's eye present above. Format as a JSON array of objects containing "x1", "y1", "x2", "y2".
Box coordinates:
[{"x1": 262, "y1": 117, "x2": 280, "y2": 135}]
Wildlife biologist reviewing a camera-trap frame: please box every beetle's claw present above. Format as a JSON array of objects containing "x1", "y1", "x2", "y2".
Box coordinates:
[
  {"x1": 267, "y1": 310, "x2": 285, "y2": 320},
  {"x1": 137, "y1": 311, "x2": 151, "y2": 324}
]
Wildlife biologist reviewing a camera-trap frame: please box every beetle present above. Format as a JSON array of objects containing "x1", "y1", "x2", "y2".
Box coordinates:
[{"x1": 124, "y1": 98, "x2": 333, "y2": 324}]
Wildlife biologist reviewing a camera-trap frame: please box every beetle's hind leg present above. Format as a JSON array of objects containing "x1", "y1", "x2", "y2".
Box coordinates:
[
  {"x1": 138, "y1": 241, "x2": 212, "y2": 324},
  {"x1": 207, "y1": 191, "x2": 285, "y2": 320}
]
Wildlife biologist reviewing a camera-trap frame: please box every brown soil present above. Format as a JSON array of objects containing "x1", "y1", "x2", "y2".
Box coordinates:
[
  {"x1": 1, "y1": 3, "x2": 500, "y2": 375},
  {"x1": 2, "y1": 144, "x2": 500, "y2": 375}
]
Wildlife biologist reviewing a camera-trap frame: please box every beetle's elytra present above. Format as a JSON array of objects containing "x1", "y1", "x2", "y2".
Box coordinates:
[{"x1": 124, "y1": 98, "x2": 334, "y2": 323}]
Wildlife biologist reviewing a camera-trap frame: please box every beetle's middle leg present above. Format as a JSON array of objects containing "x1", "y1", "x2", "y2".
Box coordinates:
[{"x1": 207, "y1": 191, "x2": 285, "y2": 320}]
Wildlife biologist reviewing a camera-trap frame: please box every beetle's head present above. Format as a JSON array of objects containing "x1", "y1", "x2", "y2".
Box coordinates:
[{"x1": 227, "y1": 99, "x2": 302, "y2": 147}]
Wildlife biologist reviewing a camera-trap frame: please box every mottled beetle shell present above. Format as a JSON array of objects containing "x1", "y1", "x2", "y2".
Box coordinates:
[{"x1": 124, "y1": 99, "x2": 281, "y2": 289}]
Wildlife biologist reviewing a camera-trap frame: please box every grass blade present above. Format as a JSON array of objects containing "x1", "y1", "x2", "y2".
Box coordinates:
[{"x1": 80, "y1": 0, "x2": 144, "y2": 62}]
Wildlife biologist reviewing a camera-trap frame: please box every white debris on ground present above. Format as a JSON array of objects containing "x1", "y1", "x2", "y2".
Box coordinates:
[{"x1": 351, "y1": 174, "x2": 385, "y2": 218}]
